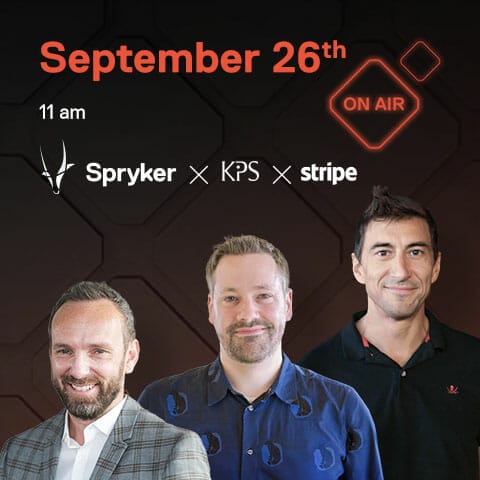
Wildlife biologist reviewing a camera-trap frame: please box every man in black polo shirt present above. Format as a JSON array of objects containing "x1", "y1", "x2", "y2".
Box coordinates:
[{"x1": 300, "y1": 185, "x2": 480, "y2": 480}]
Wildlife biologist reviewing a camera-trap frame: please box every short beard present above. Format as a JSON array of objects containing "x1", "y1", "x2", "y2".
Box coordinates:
[
  {"x1": 221, "y1": 320, "x2": 283, "y2": 364},
  {"x1": 52, "y1": 374, "x2": 123, "y2": 421}
]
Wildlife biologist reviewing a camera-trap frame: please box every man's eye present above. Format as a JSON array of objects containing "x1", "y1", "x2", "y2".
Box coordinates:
[
  {"x1": 55, "y1": 348, "x2": 71, "y2": 355},
  {"x1": 409, "y1": 249, "x2": 423, "y2": 257},
  {"x1": 94, "y1": 349, "x2": 107, "y2": 355},
  {"x1": 224, "y1": 296, "x2": 237, "y2": 303},
  {"x1": 375, "y1": 250, "x2": 389, "y2": 257},
  {"x1": 258, "y1": 293, "x2": 272, "y2": 300}
]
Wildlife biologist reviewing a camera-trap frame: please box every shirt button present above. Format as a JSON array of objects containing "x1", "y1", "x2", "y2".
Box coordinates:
[
  {"x1": 401, "y1": 370, "x2": 407, "y2": 377},
  {"x1": 247, "y1": 405, "x2": 254, "y2": 411},
  {"x1": 247, "y1": 449, "x2": 254, "y2": 455}
]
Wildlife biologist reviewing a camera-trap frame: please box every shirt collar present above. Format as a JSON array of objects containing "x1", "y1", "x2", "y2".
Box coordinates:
[
  {"x1": 341, "y1": 311, "x2": 368, "y2": 360},
  {"x1": 424, "y1": 310, "x2": 445, "y2": 349},
  {"x1": 62, "y1": 396, "x2": 127, "y2": 447},
  {"x1": 270, "y1": 354, "x2": 298, "y2": 404},
  {"x1": 207, "y1": 354, "x2": 298, "y2": 406},
  {"x1": 342, "y1": 309, "x2": 446, "y2": 361}
]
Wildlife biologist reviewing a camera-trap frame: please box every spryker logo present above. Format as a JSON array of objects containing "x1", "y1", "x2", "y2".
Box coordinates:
[{"x1": 40, "y1": 140, "x2": 74, "y2": 194}]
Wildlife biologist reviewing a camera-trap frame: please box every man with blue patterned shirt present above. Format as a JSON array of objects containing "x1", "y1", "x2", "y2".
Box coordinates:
[{"x1": 140, "y1": 235, "x2": 383, "y2": 479}]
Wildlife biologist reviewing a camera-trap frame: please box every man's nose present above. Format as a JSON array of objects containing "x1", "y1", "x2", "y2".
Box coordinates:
[
  {"x1": 236, "y1": 297, "x2": 259, "y2": 322},
  {"x1": 390, "y1": 254, "x2": 411, "y2": 279},
  {"x1": 68, "y1": 352, "x2": 91, "y2": 379}
]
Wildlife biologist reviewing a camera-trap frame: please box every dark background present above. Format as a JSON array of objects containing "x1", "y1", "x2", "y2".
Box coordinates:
[{"x1": 1, "y1": 1, "x2": 479, "y2": 445}]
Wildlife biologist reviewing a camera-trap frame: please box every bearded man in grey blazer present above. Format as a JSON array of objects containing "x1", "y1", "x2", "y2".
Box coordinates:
[{"x1": 0, "y1": 281, "x2": 210, "y2": 479}]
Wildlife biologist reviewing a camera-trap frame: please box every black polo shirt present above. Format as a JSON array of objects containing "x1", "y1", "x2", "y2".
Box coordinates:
[{"x1": 299, "y1": 310, "x2": 480, "y2": 480}]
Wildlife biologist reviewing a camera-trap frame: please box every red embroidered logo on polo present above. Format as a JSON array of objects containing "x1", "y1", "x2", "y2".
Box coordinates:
[{"x1": 446, "y1": 385, "x2": 459, "y2": 395}]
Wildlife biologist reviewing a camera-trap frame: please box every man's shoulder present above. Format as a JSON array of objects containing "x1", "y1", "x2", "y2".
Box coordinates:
[
  {"x1": 306, "y1": 328, "x2": 344, "y2": 354},
  {"x1": 438, "y1": 320, "x2": 480, "y2": 342},
  {"x1": 291, "y1": 360, "x2": 359, "y2": 407},
  {"x1": 299, "y1": 324, "x2": 347, "y2": 367},
  {"x1": 127, "y1": 397, "x2": 201, "y2": 442},
  {"x1": 1, "y1": 411, "x2": 63, "y2": 456},
  {"x1": 5, "y1": 411, "x2": 63, "y2": 445},
  {"x1": 286, "y1": 360, "x2": 371, "y2": 425},
  {"x1": 294, "y1": 360, "x2": 354, "y2": 389},
  {"x1": 141, "y1": 363, "x2": 212, "y2": 396},
  {"x1": 122, "y1": 400, "x2": 210, "y2": 478},
  {"x1": 435, "y1": 319, "x2": 480, "y2": 354},
  {"x1": 138, "y1": 363, "x2": 214, "y2": 416}
]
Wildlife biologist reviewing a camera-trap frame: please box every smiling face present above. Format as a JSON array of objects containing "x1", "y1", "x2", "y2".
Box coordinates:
[
  {"x1": 50, "y1": 299, "x2": 139, "y2": 421},
  {"x1": 352, "y1": 217, "x2": 441, "y2": 322},
  {"x1": 208, "y1": 253, "x2": 292, "y2": 364}
]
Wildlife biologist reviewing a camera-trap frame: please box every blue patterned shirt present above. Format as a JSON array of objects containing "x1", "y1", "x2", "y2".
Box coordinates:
[{"x1": 139, "y1": 355, "x2": 383, "y2": 480}]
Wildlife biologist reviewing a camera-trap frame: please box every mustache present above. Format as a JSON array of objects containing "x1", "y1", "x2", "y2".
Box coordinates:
[
  {"x1": 61, "y1": 375, "x2": 100, "y2": 385},
  {"x1": 227, "y1": 320, "x2": 273, "y2": 335}
]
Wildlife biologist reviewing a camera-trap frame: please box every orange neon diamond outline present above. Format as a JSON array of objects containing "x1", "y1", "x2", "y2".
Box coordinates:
[
  {"x1": 399, "y1": 40, "x2": 442, "y2": 82},
  {"x1": 328, "y1": 58, "x2": 421, "y2": 151}
]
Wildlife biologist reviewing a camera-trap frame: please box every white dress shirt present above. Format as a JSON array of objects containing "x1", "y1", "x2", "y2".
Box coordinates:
[{"x1": 55, "y1": 397, "x2": 127, "y2": 480}]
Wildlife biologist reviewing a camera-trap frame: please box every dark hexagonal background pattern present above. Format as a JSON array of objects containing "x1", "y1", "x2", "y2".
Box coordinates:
[{"x1": 1, "y1": 0, "x2": 479, "y2": 448}]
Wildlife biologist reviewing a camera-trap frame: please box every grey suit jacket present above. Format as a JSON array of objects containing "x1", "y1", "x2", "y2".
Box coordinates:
[{"x1": 0, "y1": 396, "x2": 210, "y2": 479}]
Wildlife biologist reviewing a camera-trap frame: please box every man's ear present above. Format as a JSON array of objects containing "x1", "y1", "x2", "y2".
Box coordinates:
[
  {"x1": 352, "y1": 252, "x2": 366, "y2": 285},
  {"x1": 285, "y1": 288, "x2": 293, "y2": 322},
  {"x1": 431, "y1": 251, "x2": 441, "y2": 284},
  {"x1": 125, "y1": 339, "x2": 140, "y2": 374},
  {"x1": 207, "y1": 294, "x2": 214, "y2": 326}
]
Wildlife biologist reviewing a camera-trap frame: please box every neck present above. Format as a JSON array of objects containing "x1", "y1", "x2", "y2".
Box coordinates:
[
  {"x1": 356, "y1": 307, "x2": 429, "y2": 367},
  {"x1": 220, "y1": 348, "x2": 283, "y2": 403},
  {"x1": 67, "y1": 394, "x2": 125, "y2": 445},
  {"x1": 67, "y1": 414, "x2": 94, "y2": 445}
]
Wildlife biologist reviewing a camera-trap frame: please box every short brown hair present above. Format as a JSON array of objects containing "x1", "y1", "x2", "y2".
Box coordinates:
[{"x1": 205, "y1": 235, "x2": 290, "y2": 293}]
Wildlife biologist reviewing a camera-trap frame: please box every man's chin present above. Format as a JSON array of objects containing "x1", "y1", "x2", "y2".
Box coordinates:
[
  {"x1": 377, "y1": 299, "x2": 425, "y2": 321},
  {"x1": 67, "y1": 402, "x2": 105, "y2": 421},
  {"x1": 54, "y1": 382, "x2": 119, "y2": 421},
  {"x1": 227, "y1": 341, "x2": 279, "y2": 364},
  {"x1": 60, "y1": 391, "x2": 106, "y2": 420},
  {"x1": 388, "y1": 307, "x2": 422, "y2": 321}
]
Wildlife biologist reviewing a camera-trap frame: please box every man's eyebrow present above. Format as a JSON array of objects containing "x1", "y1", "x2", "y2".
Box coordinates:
[
  {"x1": 218, "y1": 284, "x2": 274, "y2": 293},
  {"x1": 369, "y1": 242, "x2": 393, "y2": 251},
  {"x1": 369, "y1": 241, "x2": 431, "y2": 251},
  {"x1": 253, "y1": 284, "x2": 274, "y2": 290},
  {"x1": 219, "y1": 287, "x2": 237, "y2": 294},
  {"x1": 51, "y1": 342, "x2": 114, "y2": 349},
  {"x1": 89, "y1": 343, "x2": 114, "y2": 349},
  {"x1": 406, "y1": 241, "x2": 430, "y2": 249}
]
